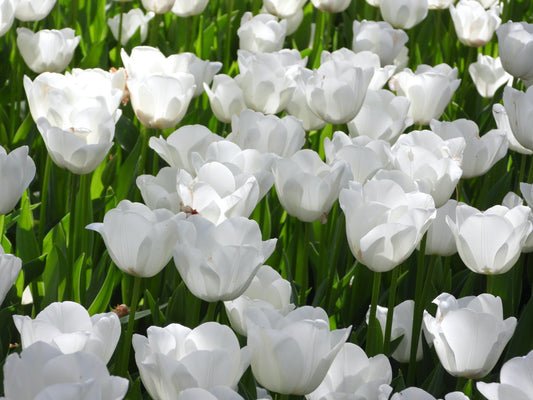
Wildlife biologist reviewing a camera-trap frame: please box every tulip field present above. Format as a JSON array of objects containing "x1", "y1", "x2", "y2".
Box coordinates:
[{"x1": 3, "y1": 0, "x2": 533, "y2": 399}]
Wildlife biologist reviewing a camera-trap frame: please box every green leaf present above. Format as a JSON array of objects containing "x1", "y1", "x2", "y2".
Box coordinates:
[{"x1": 88, "y1": 265, "x2": 121, "y2": 315}]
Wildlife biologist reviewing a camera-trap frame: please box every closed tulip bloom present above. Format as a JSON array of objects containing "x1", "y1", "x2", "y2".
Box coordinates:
[
  {"x1": 228, "y1": 109, "x2": 305, "y2": 158},
  {"x1": 324, "y1": 131, "x2": 392, "y2": 184},
  {"x1": 310, "y1": 0, "x2": 351, "y2": 13},
  {"x1": 423, "y1": 293, "x2": 516, "y2": 379},
  {"x1": 347, "y1": 89, "x2": 413, "y2": 143},
  {"x1": 0, "y1": 145, "x2": 35, "y2": 215},
  {"x1": 0, "y1": 245, "x2": 21, "y2": 305},
  {"x1": 264, "y1": 0, "x2": 307, "y2": 18},
  {"x1": 14, "y1": 0, "x2": 56, "y2": 21},
  {"x1": 171, "y1": 0, "x2": 209, "y2": 17},
  {"x1": 173, "y1": 215, "x2": 276, "y2": 301},
  {"x1": 307, "y1": 343, "x2": 393, "y2": 400},
  {"x1": 204, "y1": 75, "x2": 246, "y2": 123},
  {"x1": 340, "y1": 177, "x2": 435, "y2": 272},
  {"x1": 430, "y1": 118, "x2": 508, "y2": 178},
  {"x1": 379, "y1": 0, "x2": 428, "y2": 30},
  {"x1": 238, "y1": 12, "x2": 287, "y2": 53},
  {"x1": 224, "y1": 265, "x2": 294, "y2": 336},
  {"x1": 450, "y1": 0, "x2": 501, "y2": 47},
  {"x1": 149, "y1": 125, "x2": 222, "y2": 173},
  {"x1": 133, "y1": 322, "x2": 250, "y2": 399},
  {"x1": 492, "y1": 104, "x2": 532, "y2": 155},
  {"x1": 246, "y1": 306, "x2": 351, "y2": 395},
  {"x1": 389, "y1": 64, "x2": 461, "y2": 125},
  {"x1": 502, "y1": 190, "x2": 533, "y2": 253},
  {"x1": 285, "y1": 67, "x2": 327, "y2": 131},
  {"x1": 108, "y1": 9, "x2": 155, "y2": 46},
  {"x1": 86, "y1": 200, "x2": 184, "y2": 277},
  {"x1": 273, "y1": 149, "x2": 350, "y2": 223},
  {"x1": 13, "y1": 301, "x2": 121, "y2": 364},
  {"x1": 141, "y1": 0, "x2": 175, "y2": 13},
  {"x1": 17, "y1": 27, "x2": 80, "y2": 73},
  {"x1": 391, "y1": 130, "x2": 465, "y2": 207},
  {"x1": 497, "y1": 21, "x2": 533, "y2": 87},
  {"x1": 477, "y1": 349, "x2": 533, "y2": 400},
  {"x1": 447, "y1": 204, "x2": 532, "y2": 274},
  {"x1": 469, "y1": 54, "x2": 512, "y2": 98},
  {"x1": 321, "y1": 48, "x2": 396, "y2": 91},
  {"x1": 305, "y1": 59, "x2": 374, "y2": 124},
  {"x1": 352, "y1": 20, "x2": 409, "y2": 67},
  {"x1": 235, "y1": 51, "x2": 296, "y2": 115},
  {"x1": 502, "y1": 86, "x2": 533, "y2": 151},
  {"x1": 128, "y1": 73, "x2": 195, "y2": 129},
  {"x1": 3, "y1": 342, "x2": 129, "y2": 400},
  {"x1": 425, "y1": 200, "x2": 460, "y2": 256},
  {"x1": 0, "y1": 0, "x2": 15, "y2": 37},
  {"x1": 370, "y1": 300, "x2": 423, "y2": 363}
]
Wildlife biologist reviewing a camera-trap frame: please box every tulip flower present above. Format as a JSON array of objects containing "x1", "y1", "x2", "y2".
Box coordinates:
[
  {"x1": 237, "y1": 12, "x2": 287, "y2": 53},
  {"x1": 430, "y1": 118, "x2": 508, "y2": 179},
  {"x1": 13, "y1": 301, "x2": 121, "y2": 364},
  {"x1": 307, "y1": 343, "x2": 393, "y2": 400},
  {"x1": 347, "y1": 89, "x2": 413, "y2": 143},
  {"x1": 324, "y1": 131, "x2": 392, "y2": 184},
  {"x1": 14, "y1": 0, "x2": 56, "y2": 21},
  {"x1": 3, "y1": 342, "x2": 129, "y2": 400},
  {"x1": 425, "y1": 200, "x2": 460, "y2": 256},
  {"x1": 390, "y1": 388, "x2": 470, "y2": 400},
  {"x1": 224, "y1": 265, "x2": 295, "y2": 336},
  {"x1": 149, "y1": 124, "x2": 222, "y2": 173},
  {"x1": 263, "y1": 0, "x2": 307, "y2": 18},
  {"x1": 339, "y1": 176, "x2": 436, "y2": 272},
  {"x1": 502, "y1": 86, "x2": 533, "y2": 151},
  {"x1": 450, "y1": 0, "x2": 501, "y2": 47},
  {"x1": 284, "y1": 67, "x2": 327, "y2": 131},
  {"x1": 228, "y1": 109, "x2": 306, "y2": 158},
  {"x1": 173, "y1": 215, "x2": 276, "y2": 301},
  {"x1": 492, "y1": 103, "x2": 532, "y2": 155},
  {"x1": 379, "y1": 0, "x2": 428, "y2": 30},
  {"x1": 496, "y1": 21, "x2": 533, "y2": 87},
  {"x1": 428, "y1": 0, "x2": 456, "y2": 9},
  {"x1": 108, "y1": 9, "x2": 155, "y2": 46},
  {"x1": 477, "y1": 349, "x2": 533, "y2": 400},
  {"x1": 273, "y1": 149, "x2": 351, "y2": 223},
  {"x1": 447, "y1": 203, "x2": 532, "y2": 274},
  {"x1": 204, "y1": 75, "x2": 246, "y2": 123},
  {"x1": 246, "y1": 306, "x2": 351, "y2": 395},
  {"x1": 352, "y1": 20, "x2": 409, "y2": 67},
  {"x1": 235, "y1": 51, "x2": 297, "y2": 115},
  {"x1": 0, "y1": 0, "x2": 15, "y2": 37},
  {"x1": 16, "y1": 27, "x2": 80, "y2": 73},
  {"x1": 502, "y1": 190, "x2": 533, "y2": 253},
  {"x1": 389, "y1": 63, "x2": 461, "y2": 125},
  {"x1": 0, "y1": 245, "x2": 21, "y2": 305},
  {"x1": 321, "y1": 48, "x2": 396, "y2": 91},
  {"x1": 141, "y1": 0, "x2": 175, "y2": 13},
  {"x1": 87, "y1": 200, "x2": 184, "y2": 278},
  {"x1": 177, "y1": 387, "x2": 244, "y2": 400},
  {"x1": 310, "y1": 0, "x2": 351, "y2": 13},
  {"x1": 391, "y1": 130, "x2": 464, "y2": 207},
  {"x1": 423, "y1": 293, "x2": 517, "y2": 379},
  {"x1": 0, "y1": 145, "x2": 35, "y2": 215},
  {"x1": 133, "y1": 322, "x2": 251, "y2": 398},
  {"x1": 171, "y1": 0, "x2": 209, "y2": 17},
  {"x1": 305, "y1": 59, "x2": 374, "y2": 124},
  {"x1": 468, "y1": 54, "x2": 512, "y2": 98}
]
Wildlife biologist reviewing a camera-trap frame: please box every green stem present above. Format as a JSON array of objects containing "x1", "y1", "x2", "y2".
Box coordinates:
[
  {"x1": 65, "y1": 173, "x2": 80, "y2": 301},
  {"x1": 407, "y1": 235, "x2": 427, "y2": 385},
  {"x1": 486, "y1": 274, "x2": 495, "y2": 294},
  {"x1": 118, "y1": 275, "x2": 142, "y2": 378},
  {"x1": 519, "y1": 153, "x2": 527, "y2": 187},
  {"x1": 0, "y1": 215, "x2": 4, "y2": 243},
  {"x1": 149, "y1": 14, "x2": 162, "y2": 47},
  {"x1": 203, "y1": 301, "x2": 218, "y2": 323},
  {"x1": 295, "y1": 222, "x2": 310, "y2": 304},
  {"x1": 115, "y1": 3, "x2": 125, "y2": 62},
  {"x1": 70, "y1": 0, "x2": 79, "y2": 31},
  {"x1": 223, "y1": 0, "x2": 234, "y2": 73},
  {"x1": 77, "y1": 173, "x2": 92, "y2": 305},
  {"x1": 366, "y1": 271, "x2": 382, "y2": 356},
  {"x1": 38, "y1": 155, "x2": 52, "y2": 246},
  {"x1": 383, "y1": 266, "x2": 399, "y2": 355},
  {"x1": 311, "y1": 10, "x2": 327, "y2": 69}
]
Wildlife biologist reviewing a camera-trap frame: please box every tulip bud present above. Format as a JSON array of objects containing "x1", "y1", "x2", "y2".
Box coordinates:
[
  {"x1": 497, "y1": 21, "x2": 533, "y2": 87},
  {"x1": 379, "y1": 0, "x2": 428, "y2": 30},
  {"x1": 107, "y1": 9, "x2": 154, "y2": 46}
]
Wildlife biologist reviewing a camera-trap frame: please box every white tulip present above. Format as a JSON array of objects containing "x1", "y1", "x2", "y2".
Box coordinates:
[
  {"x1": 502, "y1": 86, "x2": 533, "y2": 151},
  {"x1": 468, "y1": 54, "x2": 512, "y2": 98},
  {"x1": 107, "y1": 8, "x2": 155, "y2": 46},
  {"x1": 141, "y1": 0, "x2": 175, "y2": 14},
  {"x1": 492, "y1": 103, "x2": 532, "y2": 155},
  {"x1": 263, "y1": 0, "x2": 307, "y2": 18},
  {"x1": 450, "y1": 0, "x2": 501, "y2": 47},
  {"x1": 0, "y1": 145, "x2": 35, "y2": 215},
  {"x1": 310, "y1": 0, "x2": 351, "y2": 13},
  {"x1": 0, "y1": 245, "x2": 21, "y2": 306},
  {"x1": 237, "y1": 12, "x2": 286, "y2": 53},
  {"x1": 14, "y1": 0, "x2": 56, "y2": 21},
  {"x1": 203, "y1": 75, "x2": 246, "y2": 123},
  {"x1": 171, "y1": 0, "x2": 209, "y2": 17},
  {"x1": 496, "y1": 21, "x2": 533, "y2": 87},
  {"x1": 379, "y1": 0, "x2": 428, "y2": 29},
  {"x1": 0, "y1": 0, "x2": 15, "y2": 37}
]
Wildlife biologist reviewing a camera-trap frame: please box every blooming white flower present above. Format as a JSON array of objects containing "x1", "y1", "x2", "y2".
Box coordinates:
[
  {"x1": 423, "y1": 293, "x2": 516, "y2": 379},
  {"x1": 0, "y1": 145, "x2": 35, "y2": 215},
  {"x1": 379, "y1": 0, "x2": 428, "y2": 29},
  {"x1": 0, "y1": 245, "x2": 21, "y2": 306},
  {"x1": 204, "y1": 75, "x2": 246, "y2": 123},
  {"x1": 171, "y1": 0, "x2": 209, "y2": 17},
  {"x1": 108, "y1": 8, "x2": 155, "y2": 46},
  {"x1": 237, "y1": 12, "x2": 286, "y2": 53},
  {"x1": 450, "y1": 0, "x2": 501, "y2": 47},
  {"x1": 263, "y1": 0, "x2": 307, "y2": 18},
  {"x1": 141, "y1": 0, "x2": 175, "y2": 14},
  {"x1": 0, "y1": 0, "x2": 15, "y2": 37},
  {"x1": 310, "y1": 0, "x2": 351, "y2": 13},
  {"x1": 496, "y1": 21, "x2": 533, "y2": 87},
  {"x1": 468, "y1": 54, "x2": 512, "y2": 98},
  {"x1": 14, "y1": 0, "x2": 56, "y2": 21}
]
